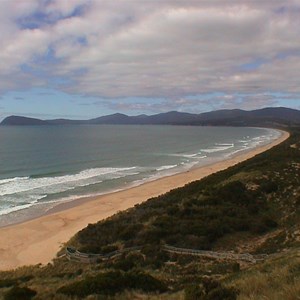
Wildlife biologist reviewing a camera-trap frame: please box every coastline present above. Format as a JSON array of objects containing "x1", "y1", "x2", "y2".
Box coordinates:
[{"x1": 0, "y1": 129, "x2": 289, "y2": 271}]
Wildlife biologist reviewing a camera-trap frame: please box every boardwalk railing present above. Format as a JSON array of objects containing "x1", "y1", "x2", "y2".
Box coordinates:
[
  {"x1": 66, "y1": 245, "x2": 266, "y2": 264},
  {"x1": 162, "y1": 245, "x2": 259, "y2": 263},
  {"x1": 66, "y1": 246, "x2": 141, "y2": 263}
]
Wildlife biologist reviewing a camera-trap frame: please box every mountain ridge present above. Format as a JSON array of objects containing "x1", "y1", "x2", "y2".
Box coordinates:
[{"x1": 1, "y1": 107, "x2": 300, "y2": 126}]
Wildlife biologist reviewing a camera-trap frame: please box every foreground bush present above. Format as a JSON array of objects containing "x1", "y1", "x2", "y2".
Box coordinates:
[
  {"x1": 185, "y1": 284, "x2": 204, "y2": 300},
  {"x1": 4, "y1": 286, "x2": 36, "y2": 300},
  {"x1": 57, "y1": 270, "x2": 167, "y2": 297},
  {"x1": 184, "y1": 279, "x2": 238, "y2": 300},
  {"x1": 0, "y1": 279, "x2": 16, "y2": 288}
]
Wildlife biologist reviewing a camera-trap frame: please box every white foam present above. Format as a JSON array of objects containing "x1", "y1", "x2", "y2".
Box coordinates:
[
  {"x1": 170, "y1": 152, "x2": 207, "y2": 159},
  {"x1": 238, "y1": 140, "x2": 250, "y2": 143},
  {"x1": 0, "y1": 167, "x2": 137, "y2": 196},
  {"x1": 197, "y1": 155, "x2": 207, "y2": 159},
  {"x1": 0, "y1": 197, "x2": 41, "y2": 216},
  {"x1": 181, "y1": 153, "x2": 199, "y2": 158},
  {"x1": 225, "y1": 129, "x2": 282, "y2": 158},
  {"x1": 156, "y1": 165, "x2": 177, "y2": 171},
  {"x1": 0, "y1": 177, "x2": 29, "y2": 185},
  {"x1": 201, "y1": 144, "x2": 234, "y2": 153},
  {"x1": 215, "y1": 143, "x2": 234, "y2": 146},
  {"x1": 0, "y1": 167, "x2": 140, "y2": 217},
  {"x1": 169, "y1": 153, "x2": 197, "y2": 158}
]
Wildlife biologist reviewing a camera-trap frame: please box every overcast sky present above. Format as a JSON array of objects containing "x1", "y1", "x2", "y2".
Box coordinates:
[{"x1": 1, "y1": 0, "x2": 300, "y2": 120}]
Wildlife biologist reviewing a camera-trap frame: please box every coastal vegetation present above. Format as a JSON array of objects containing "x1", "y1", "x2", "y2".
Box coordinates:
[{"x1": 0, "y1": 128, "x2": 299, "y2": 299}]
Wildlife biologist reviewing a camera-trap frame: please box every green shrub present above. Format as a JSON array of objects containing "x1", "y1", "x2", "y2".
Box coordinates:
[
  {"x1": 263, "y1": 217, "x2": 278, "y2": 228},
  {"x1": 17, "y1": 275, "x2": 34, "y2": 283},
  {"x1": 202, "y1": 278, "x2": 221, "y2": 293},
  {"x1": 260, "y1": 181, "x2": 278, "y2": 194},
  {"x1": 57, "y1": 270, "x2": 167, "y2": 297},
  {"x1": 113, "y1": 258, "x2": 135, "y2": 271},
  {"x1": 58, "y1": 271, "x2": 124, "y2": 297},
  {"x1": 100, "y1": 244, "x2": 118, "y2": 254},
  {"x1": 185, "y1": 279, "x2": 238, "y2": 300},
  {"x1": 4, "y1": 286, "x2": 36, "y2": 300},
  {"x1": 185, "y1": 284, "x2": 204, "y2": 300},
  {"x1": 0, "y1": 279, "x2": 16, "y2": 288},
  {"x1": 126, "y1": 271, "x2": 167, "y2": 293},
  {"x1": 206, "y1": 286, "x2": 238, "y2": 300}
]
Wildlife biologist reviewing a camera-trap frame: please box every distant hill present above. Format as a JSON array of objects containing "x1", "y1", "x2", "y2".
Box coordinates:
[
  {"x1": 1, "y1": 115, "x2": 49, "y2": 126},
  {"x1": 2, "y1": 107, "x2": 300, "y2": 127},
  {"x1": 88, "y1": 113, "x2": 136, "y2": 125}
]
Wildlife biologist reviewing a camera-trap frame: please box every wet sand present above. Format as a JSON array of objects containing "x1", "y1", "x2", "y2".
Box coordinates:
[{"x1": 0, "y1": 130, "x2": 289, "y2": 271}]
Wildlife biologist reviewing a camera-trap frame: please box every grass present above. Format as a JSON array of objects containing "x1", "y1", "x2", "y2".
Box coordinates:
[{"x1": 226, "y1": 249, "x2": 300, "y2": 300}]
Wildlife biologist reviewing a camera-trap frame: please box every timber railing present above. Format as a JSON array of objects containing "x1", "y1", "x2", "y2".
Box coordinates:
[
  {"x1": 66, "y1": 244, "x2": 267, "y2": 264},
  {"x1": 66, "y1": 246, "x2": 141, "y2": 263},
  {"x1": 162, "y1": 245, "x2": 262, "y2": 263}
]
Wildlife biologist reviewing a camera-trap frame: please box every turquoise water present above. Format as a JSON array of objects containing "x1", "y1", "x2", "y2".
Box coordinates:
[{"x1": 0, "y1": 125, "x2": 281, "y2": 226}]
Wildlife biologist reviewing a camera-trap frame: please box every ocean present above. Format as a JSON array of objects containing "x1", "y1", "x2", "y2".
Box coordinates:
[{"x1": 0, "y1": 125, "x2": 281, "y2": 226}]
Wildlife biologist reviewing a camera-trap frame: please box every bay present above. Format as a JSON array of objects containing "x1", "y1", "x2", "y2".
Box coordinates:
[{"x1": 0, "y1": 125, "x2": 281, "y2": 226}]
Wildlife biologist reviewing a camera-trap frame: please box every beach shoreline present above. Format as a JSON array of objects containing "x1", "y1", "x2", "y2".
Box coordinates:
[{"x1": 0, "y1": 129, "x2": 289, "y2": 271}]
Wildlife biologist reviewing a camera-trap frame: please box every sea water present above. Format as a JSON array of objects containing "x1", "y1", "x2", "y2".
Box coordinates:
[{"x1": 0, "y1": 125, "x2": 281, "y2": 226}]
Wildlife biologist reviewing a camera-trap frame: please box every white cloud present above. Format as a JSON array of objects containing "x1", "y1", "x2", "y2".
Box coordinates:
[
  {"x1": 0, "y1": 0, "x2": 300, "y2": 110},
  {"x1": 45, "y1": 0, "x2": 90, "y2": 17}
]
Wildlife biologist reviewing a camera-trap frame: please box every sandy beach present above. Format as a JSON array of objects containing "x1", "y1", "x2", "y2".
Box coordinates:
[{"x1": 0, "y1": 130, "x2": 289, "y2": 271}]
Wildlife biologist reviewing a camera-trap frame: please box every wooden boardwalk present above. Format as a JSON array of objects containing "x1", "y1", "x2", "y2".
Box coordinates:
[
  {"x1": 66, "y1": 244, "x2": 267, "y2": 264},
  {"x1": 162, "y1": 245, "x2": 265, "y2": 263},
  {"x1": 66, "y1": 246, "x2": 141, "y2": 263}
]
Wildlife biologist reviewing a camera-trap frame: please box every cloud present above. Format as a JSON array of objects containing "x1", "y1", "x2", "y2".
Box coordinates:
[
  {"x1": 37, "y1": 91, "x2": 55, "y2": 96},
  {"x1": 79, "y1": 93, "x2": 277, "y2": 114},
  {"x1": 0, "y1": 0, "x2": 299, "y2": 110}
]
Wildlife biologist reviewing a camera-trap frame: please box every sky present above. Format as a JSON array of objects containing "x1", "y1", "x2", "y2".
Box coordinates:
[{"x1": 1, "y1": 0, "x2": 300, "y2": 121}]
